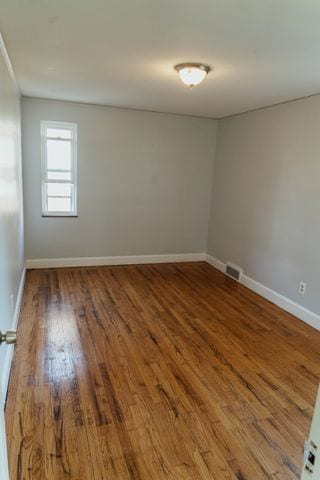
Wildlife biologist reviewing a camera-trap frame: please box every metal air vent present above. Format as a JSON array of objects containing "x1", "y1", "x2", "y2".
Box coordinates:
[{"x1": 225, "y1": 262, "x2": 243, "y2": 282}]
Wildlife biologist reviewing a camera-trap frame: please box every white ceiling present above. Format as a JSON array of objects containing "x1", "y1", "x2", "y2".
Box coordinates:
[{"x1": 1, "y1": 0, "x2": 320, "y2": 118}]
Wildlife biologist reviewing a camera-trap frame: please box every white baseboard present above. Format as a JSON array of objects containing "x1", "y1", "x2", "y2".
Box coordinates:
[
  {"x1": 205, "y1": 254, "x2": 225, "y2": 273},
  {"x1": 1, "y1": 268, "x2": 26, "y2": 406},
  {"x1": 206, "y1": 254, "x2": 320, "y2": 331},
  {"x1": 25, "y1": 253, "x2": 206, "y2": 269}
]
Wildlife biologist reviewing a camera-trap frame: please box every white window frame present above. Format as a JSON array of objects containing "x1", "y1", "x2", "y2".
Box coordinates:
[{"x1": 41, "y1": 120, "x2": 78, "y2": 216}]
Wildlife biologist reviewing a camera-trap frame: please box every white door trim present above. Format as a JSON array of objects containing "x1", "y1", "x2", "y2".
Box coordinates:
[
  {"x1": 0, "y1": 399, "x2": 9, "y2": 480},
  {"x1": 1, "y1": 268, "x2": 26, "y2": 405},
  {"x1": 0, "y1": 267, "x2": 25, "y2": 480}
]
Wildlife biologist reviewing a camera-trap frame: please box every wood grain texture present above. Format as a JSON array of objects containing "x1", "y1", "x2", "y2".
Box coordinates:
[{"x1": 5, "y1": 262, "x2": 320, "y2": 479}]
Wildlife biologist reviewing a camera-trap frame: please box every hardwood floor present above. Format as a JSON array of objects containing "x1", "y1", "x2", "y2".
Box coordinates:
[{"x1": 5, "y1": 262, "x2": 320, "y2": 479}]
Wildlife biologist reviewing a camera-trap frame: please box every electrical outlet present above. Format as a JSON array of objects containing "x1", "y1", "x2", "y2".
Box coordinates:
[
  {"x1": 298, "y1": 282, "x2": 307, "y2": 295},
  {"x1": 303, "y1": 441, "x2": 318, "y2": 476},
  {"x1": 10, "y1": 293, "x2": 14, "y2": 313}
]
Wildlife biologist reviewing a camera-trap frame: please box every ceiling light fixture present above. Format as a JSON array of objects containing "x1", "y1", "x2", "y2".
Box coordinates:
[{"x1": 174, "y1": 63, "x2": 211, "y2": 87}]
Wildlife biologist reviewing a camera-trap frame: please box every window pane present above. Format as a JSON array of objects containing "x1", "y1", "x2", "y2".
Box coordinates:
[
  {"x1": 46, "y1": 128, "x2": 71, "y2": 139},
  {"x1": 47, "y1": 183, "x2": 72, "y2": 197},
  {"x1": 47, "y1": 197, "x2": 71, "y2": 212},
  {"x1": 47, "y1": 139, "x2": 71, "y2": 170},
  {"x1": 47, "y1": 171, "x2": 71, "y2": 181}
]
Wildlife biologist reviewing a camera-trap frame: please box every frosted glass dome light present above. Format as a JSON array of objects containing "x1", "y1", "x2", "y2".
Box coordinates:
[{"x1": 175, "y1": 63, "x2": 211, "y2": 87}]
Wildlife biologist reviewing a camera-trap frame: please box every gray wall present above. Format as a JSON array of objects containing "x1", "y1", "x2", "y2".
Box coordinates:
[
  {"x1": 207, "y1": 95, "x2": 320, "y2": 314},
  {"x1": 22, "y1": 98, "x2": 217, "y2": 259},
  {"x1": 0, "y1": 42, "x2": 24, "y2": 395},
  {"x1": 22, "y1": 93, "x2": 320, "y2": 315}
]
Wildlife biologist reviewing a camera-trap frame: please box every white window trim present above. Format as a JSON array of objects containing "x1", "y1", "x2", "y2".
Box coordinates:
[{"x1": 41, "y1": 120, "x2": 78, "y2": 217}]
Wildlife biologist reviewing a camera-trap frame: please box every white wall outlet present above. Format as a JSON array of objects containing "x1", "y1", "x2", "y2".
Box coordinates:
[
  {"x1": 298, "y1": 282, "x2": 307, "y2": 295},
  {"x1": 10, "y1": 293, "x2": 14, "y2": 313},
  {"x1": 301, "y1": 386, "x2": 320, "y2": 479}
]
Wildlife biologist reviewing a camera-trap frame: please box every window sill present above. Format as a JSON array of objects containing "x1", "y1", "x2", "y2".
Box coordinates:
[{"x1": 41, "y1": 214, "x2": 78, "y2": 218}]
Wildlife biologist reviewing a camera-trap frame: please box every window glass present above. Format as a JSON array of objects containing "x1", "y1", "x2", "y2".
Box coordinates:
[
  {"x1": 46, "y1": 139, "x2": 72, "y2": 171},
  {"x1": 46, "y1": 183, "x2": 72, "y2": 197},
  {"x1": 46, "y1": 128, "x2": 72, "y2": 139},
  {"x1": 47, "y1": 197, "x2": 71, "y2": 212}
]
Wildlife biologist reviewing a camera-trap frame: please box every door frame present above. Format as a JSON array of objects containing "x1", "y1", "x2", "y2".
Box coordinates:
[
  {"x1": 0, "y1": 269, "x2": 25, "y2": 480},
  {"x1": 0, "y1": 387, "x2": 9, "y2": 480}
]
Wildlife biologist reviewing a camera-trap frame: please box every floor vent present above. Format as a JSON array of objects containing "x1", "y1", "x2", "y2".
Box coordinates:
[{"x1": 225, "y1": 262, "x2": 243, "y2": 282}]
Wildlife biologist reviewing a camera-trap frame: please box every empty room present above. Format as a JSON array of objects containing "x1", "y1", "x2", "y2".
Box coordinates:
[{"x1": 0, "y1": 1, "x2": 320, "y2": 479}]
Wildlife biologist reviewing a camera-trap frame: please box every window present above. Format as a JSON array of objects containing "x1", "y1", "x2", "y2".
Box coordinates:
[{"x1": 41, "y1": 121, "x2": 77, "y2": 216}]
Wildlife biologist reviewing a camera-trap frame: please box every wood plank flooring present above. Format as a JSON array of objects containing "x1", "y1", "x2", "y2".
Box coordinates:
[{"x1": 5, "y1": 262, "x2": 320, "y2": 479}]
